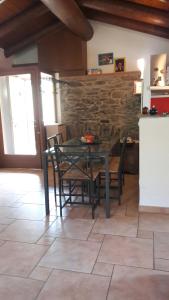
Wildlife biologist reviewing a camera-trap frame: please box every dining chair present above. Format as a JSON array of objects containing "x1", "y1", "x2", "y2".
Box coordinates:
[
  {"x1": 54, "y1": 143, "x2": 100, "y2": 218},
  {"x1": 47, "y1": 133, "x2": 66, "y2": 204},
  {"x1": 99, "y1": 136, "x2": 127, "y2": 205},
  {"x1": 99, "y1": 123, "x2": 114, "y2": 140}
]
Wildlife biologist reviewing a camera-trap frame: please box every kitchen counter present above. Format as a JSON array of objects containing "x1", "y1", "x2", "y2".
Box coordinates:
[{"x1": 139, "y1": 116, "x2": 169, "y2": 212}]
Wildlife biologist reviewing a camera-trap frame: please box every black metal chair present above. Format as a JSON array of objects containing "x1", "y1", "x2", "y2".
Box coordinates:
[
  {"x1": 99, "y1": 137, "x2": 127, "y2": 205},
  {"x1": 54, "y1": 143, "x2": 100, "y2": 218},
  {"x1": 47, "y1": 133, "x2": 65, "y2": 204},
  {"x1": 99, "y1": 123, "x2": 114, "y2": 140}
]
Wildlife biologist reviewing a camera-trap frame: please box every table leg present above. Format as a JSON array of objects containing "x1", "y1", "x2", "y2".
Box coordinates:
[
  {"x1": 105, "y1": 154, "x2": 110, "y2": 218},
  {"x1": 43, "y1": 153, "x2": 50, "y2": 215}
]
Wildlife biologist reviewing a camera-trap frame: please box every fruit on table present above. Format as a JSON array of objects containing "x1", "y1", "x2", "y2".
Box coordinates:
[{"x1": 84, "y1": 133, "x2": 94, "y2": 143}]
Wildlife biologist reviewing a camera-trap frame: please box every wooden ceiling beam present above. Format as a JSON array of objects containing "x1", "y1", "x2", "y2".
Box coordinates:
[
  {"x1": 79, "y1": 0, "x2": 169, "y2": 29},
  {"x1": 0, "y1": 3, "x2": 49, "y2": 40},
  {"x1": 4, "y1": 22, "x2": 64, "y2": 57},
  {"x1": 86, "y1": 9, "x2": 169, "y2": 40},
  {"x1": 40, "y1": 0, "x2": 93, "y2": 40},
  {"x1": 126, "y1": 0, "x2": 169, "y2": 11}
]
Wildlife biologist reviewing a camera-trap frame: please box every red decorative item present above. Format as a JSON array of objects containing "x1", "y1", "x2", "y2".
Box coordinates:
[
  {"x1": 84, "y1": 133, "x2": 94, "y2": 143},
  {"x1": 151, "y1": 97, "x2": 169, "y2": 114}
]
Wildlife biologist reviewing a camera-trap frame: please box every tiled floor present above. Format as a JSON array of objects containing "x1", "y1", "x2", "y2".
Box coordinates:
[{"x1": 0, "y1": 169, "x2": 169, "y2": 299}]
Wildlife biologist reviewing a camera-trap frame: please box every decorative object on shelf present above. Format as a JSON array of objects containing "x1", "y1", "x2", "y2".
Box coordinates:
[
  {"x1": 149, "y1": 105, "x2": 158, "y2": 115},
  {"x1": 98, "y1": 52, "x2": 113, "y2": 65},
  {"x1": 87, "y1": 68, "x2": 102, "y2": 75},
  {"x1": 142, "y1": 106, "x2": 149, "y2": 114},
  {"x1": 134, "y1": 80, "x2": 143, "y2": 94},
  {"x1": 114, "y1": 57, "x2": 126, "y2": 72}
]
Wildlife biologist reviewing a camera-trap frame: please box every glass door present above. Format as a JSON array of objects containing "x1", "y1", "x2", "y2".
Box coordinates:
[{"x1": 0, "y1": 70, "x2": 42, "y2": 168}]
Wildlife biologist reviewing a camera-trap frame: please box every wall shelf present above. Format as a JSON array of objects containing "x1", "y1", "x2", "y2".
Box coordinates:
[{"x1": 150, "y1": 86, "x2": 169, "y2": 90}]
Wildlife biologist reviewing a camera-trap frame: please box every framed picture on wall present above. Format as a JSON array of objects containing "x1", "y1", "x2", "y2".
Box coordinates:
[
  {"x1": 114, "y1": 57, "x2": 126, "y2": 72},
  {"x1": 98, "y1": 52, "x2": 113, "y2": 65}
]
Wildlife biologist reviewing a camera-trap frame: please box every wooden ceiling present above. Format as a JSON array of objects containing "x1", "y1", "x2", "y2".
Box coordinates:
[{"x1": 0, "y1": 0, "x2": 169, "y2": 57}]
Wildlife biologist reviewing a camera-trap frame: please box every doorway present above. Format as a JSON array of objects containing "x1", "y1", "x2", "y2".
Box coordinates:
[{"x1": 0, "y1": 67, "x2": 43, "y2": 168}]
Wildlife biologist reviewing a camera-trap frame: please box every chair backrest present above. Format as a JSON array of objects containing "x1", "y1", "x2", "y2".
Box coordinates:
[
  {"x1": 54, "y1": 144, "x2": 96, "y2": 181},
  {"x1": 47, "y1": 135, "x2": 58, "y2": 149},
  {"x1": 118, "y1": 137, "x2": 127, "y2": 174},
  {"x1": 99, "y1": 123, "x2": 113, "y2": 140},
  {"x1": 47, "y1": 135, "x2": 58, "y2": 169},
  {"x1": 56, "y1": 133, "x2": 63, "y2": 144}
]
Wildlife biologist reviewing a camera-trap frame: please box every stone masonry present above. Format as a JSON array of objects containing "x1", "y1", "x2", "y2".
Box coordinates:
[{"x1": 60, "y1": 71, "x2": 141, "y2": 139}]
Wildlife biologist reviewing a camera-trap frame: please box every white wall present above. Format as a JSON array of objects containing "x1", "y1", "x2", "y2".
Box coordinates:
[
  {"x1": 139, "y1": 116, "x2": 169, "y2": 208},
  {"x1": 87, "y1": 21, "x2": 169, "y2": 107}
]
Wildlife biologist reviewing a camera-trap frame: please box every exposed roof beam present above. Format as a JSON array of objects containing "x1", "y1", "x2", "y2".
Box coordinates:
[
  {"x1": 40, "y1": 0, "x2": 93, "y2": 40},
  {"x1": 79, "y1": 0, "x2": 169, "y2": 28},
  {"x1": 86, "y1": 9, "x2": 169, "y2": 40},
  {"x1": 126, "y1": 0, "x2": 169, "y2": 11},
  {"x1": 4, "y1": 22, "x2": 64, "y2": 57},
  {"x1": 0, "y1": 3, "x2": 49, "y2": 40}
]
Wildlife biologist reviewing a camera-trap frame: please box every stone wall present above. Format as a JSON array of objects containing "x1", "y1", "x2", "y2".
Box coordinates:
[{"x1": 60, "y1": 71, "x2": 141, "y2": 138}]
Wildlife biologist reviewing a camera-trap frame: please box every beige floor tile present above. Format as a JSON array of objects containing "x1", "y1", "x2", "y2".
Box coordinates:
[
  {"x1": 37, "y1": 236, "x2": 56, "y2": 245},
  {"x1": 0, "y1": 241, "x2": 48, "y2": 276},
  {"x1": 98, "y1": 235, "x2": 153, "y2": 268},
  {"x1": 107, "y1": 265, "x2": 169, "y2": 300},
  {"x1": 92, "y1": 215, "x2": 138, "y2": 237},
  {"x1": 0, "y1": 274, "x2": 43, "y2": 300},
  {"x1": 37, "y1": 269, "x2": 110, "y2": 300},
  {"x1": 0, "y1": 197, "x2": 23, "y2": 207},
  {"x1": 88, "y1": 232, "x2": 105, "y2": 243},
  {"x1": 0, "y1": 218, "x2": 15, "y2": 225},
  {"x1": 137, "y1": 229, "x2": 154, "y2": 239},
  {"x1": 9, "y1": 204, "x2": 46, "y2": 221},
  {"x1": 20, "y1": 191, "x2": 46, "y2": 205},
  {"x1": 92, "y1": 262, "x2": 114, "y2": 276},
  {"x1": 45, "y1": 218, "x2": 94, "y2": 240},
  {"x1": 29, "y1": 266, "x2": 52, "y2": 281},
  {"x1": 43, "y1": 215, "x2": 57, "y2": 223},
  {"x1": 155, "y1": 259, "x2": 169, "y2": 272},
  {"x1": 139, "y1": 213, "x2": 169, "y2": 233},
  {"x1": 39, "y1": 238, "x2": 101, "y2": 273},
  {"x1": 154, "y1": 232, "x2": 169, "y2": 259},
  {"x1": 65, "y1": 206, "x2": 90, "y2": 219},
  {"x1": 0, "y1": 223, "x2": 9, "y2": 232},
  {"x1": 0, "y1": 207, "x2": 16, "y2": 218},
  {"x1": 0, "y1": 220, "x2": 49, "y2": 243},
  {"x1": 111, "y1": 203, "x2": 127, "y2": 217}
]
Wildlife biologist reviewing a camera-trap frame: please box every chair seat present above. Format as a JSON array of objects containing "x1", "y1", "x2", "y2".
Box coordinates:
[
  {"x1": 62, "y1": 169, "x2": 99, "y2": 181},
  {"x1": 99, "y1": 156, "x2": 120, "y2": 174},
  {"x1": 54, "y1": 161, "x2": 71, "y2": 172},
  {"x1": 109, "y1": 156, "x2": 120, "y2": 173}
]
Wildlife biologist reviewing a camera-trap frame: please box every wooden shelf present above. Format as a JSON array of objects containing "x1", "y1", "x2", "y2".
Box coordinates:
[{"x1": 150, "y1": 86, "x2": 169, "y2": 90}]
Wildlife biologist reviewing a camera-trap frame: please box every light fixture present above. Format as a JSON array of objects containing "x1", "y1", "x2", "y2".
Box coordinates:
[{"x1": 0, "y1": 0, "x2": 6, "y2": 3}]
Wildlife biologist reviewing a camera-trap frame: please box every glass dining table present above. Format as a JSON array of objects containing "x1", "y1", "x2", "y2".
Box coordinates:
[{"x1": 43, "y1": 136, "x2": 119, "y2": 218}]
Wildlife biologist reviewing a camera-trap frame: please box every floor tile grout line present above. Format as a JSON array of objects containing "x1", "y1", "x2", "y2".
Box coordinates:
[
  {"x1": 90, "y1": 234, "x2": 106, "y2": 275},
  {"x1": 26, "y1": 243, "x2": 53, "y2": 279},
  {"x1": 106, "y1": 264, "x2": 115, "y2": 300},
  {"x1": 86, "y1": 217, "x2": 97, "y2": 241},
  {"x1": 153, "y1": 231, "x2": 155, "y2": 270}
]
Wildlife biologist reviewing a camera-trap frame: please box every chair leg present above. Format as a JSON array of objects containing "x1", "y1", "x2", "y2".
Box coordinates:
[
  {"x1": 117, "y1": 176, "x2": 121, "y2": 205},
  {"x1": 82, "y1": 182, "x2": 85, "y2": 204},
  {"x1": 68, "y1": 180, "x2": 72, "y2": 203},
  {"x1": 53, "y1": 170, "x2": 57, "y2": 204},
  {"x1": 96, "y1": 177, "x2": 100, "y2": 205},
  {"x1": 59, "y1": 179, "x2": 62, "y2": 217}
]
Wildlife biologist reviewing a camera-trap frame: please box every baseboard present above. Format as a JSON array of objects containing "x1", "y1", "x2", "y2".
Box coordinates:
[{"x1": 139, "y1": 205, "x2": 169, "y2": 214}]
